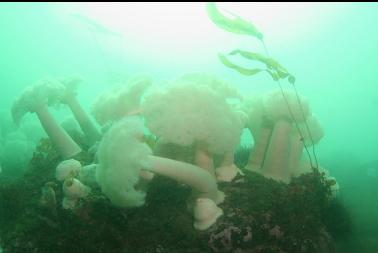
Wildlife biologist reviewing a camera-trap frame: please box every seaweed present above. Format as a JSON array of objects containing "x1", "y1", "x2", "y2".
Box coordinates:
[
  {"x1": 206, "y1": 2, "x2": 263, "y2": 40},
  {"x1": 206, "y1": 2, "x2": 294, "y2": 84}
]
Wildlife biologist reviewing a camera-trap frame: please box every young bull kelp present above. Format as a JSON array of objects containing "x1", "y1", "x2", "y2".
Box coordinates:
[{"x1": 207, "y1": 2, "x2": 319, "y2": 171}]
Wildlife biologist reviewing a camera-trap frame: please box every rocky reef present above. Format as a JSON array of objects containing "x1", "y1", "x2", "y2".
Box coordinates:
[{"x1": 0, "y1": 139, "x2": 352, "y2": 253}]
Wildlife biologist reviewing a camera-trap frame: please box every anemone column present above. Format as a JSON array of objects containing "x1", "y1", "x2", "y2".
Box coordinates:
[
  {"x1": 145, "y1": 155, "x2": 225, "y2": 230},
  {"x1": 290, "y1": 115, "x2": 324, "y2": 176},
  {"x1": 261, "y1": 118, "x2": 292, "y2": 183},
  {"x1": 35, "y1": 104, "x2": 82, "y2": 159},
  {"x1": 288, "y1": 130, "x2": 304, "y2": 177},
  {"x1": 246, "y1": 122, "x2": 272, "y2": 172},
  {"x1": 194, "y1": 142, "x2": 215, "y2": 177},
  {"x1": 215, "y1": 151, "x2": 240, "y2": 182},
  {"x1": 65, "y1": 95, "x2": 101, "y2": 146},
  {"x1": 147, "y1": 156, "x2": 223, "y2": 203}
]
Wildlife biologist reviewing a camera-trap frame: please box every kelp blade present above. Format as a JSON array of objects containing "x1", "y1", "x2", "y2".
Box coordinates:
[
  {"x1": 229, "y1": 49, "x2": 296, "y2": 83},
  {"x1": 218, "y1": 54, "x2": 263, "y2": 76},
  {"x1": 206, "y1": 2, "x2": 263, "y2": 40},
  {"x1": 230, "y1": 49, "x2": 288, "y2": 73}
]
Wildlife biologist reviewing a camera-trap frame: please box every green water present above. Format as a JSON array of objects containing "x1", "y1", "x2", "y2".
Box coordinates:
[{"x1": 0, "y1": 2, "x2": 378, "y2": 252}]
